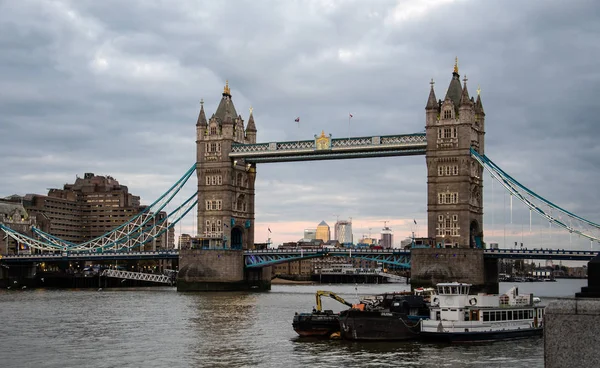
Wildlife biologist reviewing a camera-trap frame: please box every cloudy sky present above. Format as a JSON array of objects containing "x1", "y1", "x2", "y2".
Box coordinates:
[{"x1": 1, "y1": 0, "x2": 599, "y2": 250}]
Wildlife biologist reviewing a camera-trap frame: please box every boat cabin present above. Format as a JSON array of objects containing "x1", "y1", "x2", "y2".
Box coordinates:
[{"x1": 426, "y1": 282, "x2": 544, "y2": 329}]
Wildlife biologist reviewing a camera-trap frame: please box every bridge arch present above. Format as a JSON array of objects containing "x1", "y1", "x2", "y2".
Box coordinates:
[{"x1": 231, "y1": 226, "x2": 244, "y2": 250}]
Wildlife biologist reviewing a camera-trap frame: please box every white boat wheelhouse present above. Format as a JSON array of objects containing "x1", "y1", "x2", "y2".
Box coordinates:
[{"x1": 422, "y1": 282, "x2": 545, "y2": 334}]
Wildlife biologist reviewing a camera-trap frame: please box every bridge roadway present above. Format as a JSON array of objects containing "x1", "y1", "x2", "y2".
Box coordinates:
[{"x1": 1, "y1": 248, "x2": 596, "y2": 267}]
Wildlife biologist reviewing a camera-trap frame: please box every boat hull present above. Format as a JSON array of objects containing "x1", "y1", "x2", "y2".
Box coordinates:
[
  {"x1": 292, "y1": 313, "x2": 340, "y2": 338},
  {"x1": 420, "y1": 327, "x2": 543, "y2": 343},
  {"x1": 339, "y1": 310, "x2": 421, "y2": 341}
]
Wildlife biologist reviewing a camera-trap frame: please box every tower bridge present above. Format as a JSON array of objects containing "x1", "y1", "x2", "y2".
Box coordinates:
[{"x1": 3, "y1": 61, "x2": 600, "y2": 291}]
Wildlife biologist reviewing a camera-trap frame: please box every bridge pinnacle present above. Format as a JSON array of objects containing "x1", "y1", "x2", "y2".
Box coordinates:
[
  {"x1": 223, "y1": 80, "x2": 231, "y2": 95},
  {"x1": 454, "y1": 57, "x2": 459, "y2": 74}
]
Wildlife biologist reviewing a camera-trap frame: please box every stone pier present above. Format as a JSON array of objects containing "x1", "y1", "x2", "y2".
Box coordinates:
[
  {"x1": 410, "y1": 248, "x2": 498, "y2": 293},
  {"x1": 544, "y1": 254, "x2": 600, "y2": 367},
  {"x1": 177, "y1": 249, "x2": 270, "y2": 291}
]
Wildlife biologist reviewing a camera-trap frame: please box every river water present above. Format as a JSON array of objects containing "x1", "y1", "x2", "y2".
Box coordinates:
[{"x1": 0, "y1": 279, "x2": 585, "y2": 368}]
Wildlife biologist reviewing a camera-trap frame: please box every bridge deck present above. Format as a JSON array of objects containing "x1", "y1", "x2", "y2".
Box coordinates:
[{"x1": 1, "y1": 248, "x2": 596, "y2": 264}]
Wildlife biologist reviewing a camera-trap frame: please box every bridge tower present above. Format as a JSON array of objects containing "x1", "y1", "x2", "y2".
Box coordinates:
[
  {"x1": 178, "y1": 82, "x2": 269, "y2": 291},
  {"x1": 425, "y1": 58, "x2": 485, "y2": 248},
  {"x1": 413, "y1": 59, "x2": 496, "y2": 293},
  {"x1": 195, "y1": 81, "x2": 257, "y2": 250}
]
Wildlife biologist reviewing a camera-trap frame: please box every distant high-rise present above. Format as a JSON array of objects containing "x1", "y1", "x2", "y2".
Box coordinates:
[
  {"x1": 304, "y1": 228, "x2": 317, "y2": 240},
  {"x1": 315, "y1": 220, "x2": 330, "y2": 242},
  {"x1": 380, "y1": 226, "x2": 393, "y2": 249},
  {"x1": 334, "y1": 220, "x2": 353, "y2": 246}
]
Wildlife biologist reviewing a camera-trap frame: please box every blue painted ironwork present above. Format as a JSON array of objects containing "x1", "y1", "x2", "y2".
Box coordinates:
[
  {"x1": 328, "y1": 249, "x2": 412, "y2": 268},
  {"x1": 471, "y1": 148, "x2": 600, "y2": 243},
  {"x1": 244, "y1": 249, "x2": 328, "y2": 267}
]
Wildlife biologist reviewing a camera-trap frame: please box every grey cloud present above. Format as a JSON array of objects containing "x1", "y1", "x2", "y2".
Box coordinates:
[{"x1": 1, "y1": 0, "x2": 599, "y2": 247}]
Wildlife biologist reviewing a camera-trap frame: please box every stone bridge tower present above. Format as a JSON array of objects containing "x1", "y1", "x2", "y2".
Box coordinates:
[
  {"x1": 425, "y1": 59, "x2": 485, "y2": 249},
  {"x1": 413, "y1": 60, "x2": 496, "y2": 293},
  {"x1": 195, "y1": 82, "x2": 257, "y2": 250}
]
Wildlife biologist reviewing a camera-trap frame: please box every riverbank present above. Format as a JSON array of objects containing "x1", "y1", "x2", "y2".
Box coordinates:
[{"x1": 271, "y1": 276, "x2": 314, "y2": 285}]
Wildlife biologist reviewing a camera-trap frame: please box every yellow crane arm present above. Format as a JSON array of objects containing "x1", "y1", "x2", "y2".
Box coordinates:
[{"x1": 315, "y1": 290, "x2": 353, "y2": 312}]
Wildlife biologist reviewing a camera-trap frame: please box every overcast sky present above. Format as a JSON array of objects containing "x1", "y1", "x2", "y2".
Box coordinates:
[{"x1": 1, "y1": 0, "x2": 599, "y2": 251}]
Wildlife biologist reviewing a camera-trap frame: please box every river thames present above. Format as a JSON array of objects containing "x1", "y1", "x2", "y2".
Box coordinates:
[{"x1": 0, "y1": 279, "x2": 585, "y2": 368}]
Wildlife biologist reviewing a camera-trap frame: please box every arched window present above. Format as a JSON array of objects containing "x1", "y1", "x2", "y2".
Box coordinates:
[{"x1": 236, "y1": 194, "x2": 245, "y2": 212}]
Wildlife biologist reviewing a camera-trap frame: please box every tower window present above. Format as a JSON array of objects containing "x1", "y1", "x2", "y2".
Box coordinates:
[
  {"x1": 210, "y1": 126, "x2": 217, "y2": 135},
  {"x1": 444, "y1": 109, "x2": 452, "y2": 119}
]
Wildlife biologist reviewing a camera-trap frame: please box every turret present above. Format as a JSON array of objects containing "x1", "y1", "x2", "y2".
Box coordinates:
[
  {"x1": 425, "y1": 79, "x2": 439, "y2": 127},
  {"x1": 246, "y1": 107, "x2": 257, "y2": 144},
  {"x1": 459, "y1": 76, "x2": 474, "y2": 124},
  {"x1": 196, "y1": 99, "x2": 208, "y2": 143}
]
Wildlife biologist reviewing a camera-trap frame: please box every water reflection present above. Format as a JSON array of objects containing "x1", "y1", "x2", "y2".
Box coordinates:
[{"x1": 186, "y1": 292, "x2": 262, "y2": 367}]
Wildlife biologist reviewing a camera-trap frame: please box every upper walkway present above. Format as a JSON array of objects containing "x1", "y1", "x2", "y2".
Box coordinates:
[{"x1": 229, "y1": 133, "x2": 427, "y2": 163}]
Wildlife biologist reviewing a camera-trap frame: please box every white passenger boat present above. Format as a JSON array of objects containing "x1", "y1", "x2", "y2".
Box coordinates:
[{"x1": 420, "y1": 282, "x2": 544, "y2": 342}]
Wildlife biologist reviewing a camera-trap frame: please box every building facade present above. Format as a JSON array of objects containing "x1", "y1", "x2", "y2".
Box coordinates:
[
  {"x1": 7, "y1": 173, "x2": 171, "y2": 251},
  {"x1": 0, "y1": 201, "x2": 41, "y2": 254},
  {"x1": 380, "y1": 226, "x2": 393, "y2": 249},
  {"x1": 334, "y1": 220, "x2": 353, "y2": 246},
  {"x1": 425, "y1": 60, "x2": 485, "y2": 248},
  {"x1": 315, "y1": 220, "x2": 330, "y2": 242},
  {"x1": 304, "y1": 228, "x2": 317, "y2": 241},
  {"x1": 195, "y1": 82, "x2": 257, "y2": 249}
]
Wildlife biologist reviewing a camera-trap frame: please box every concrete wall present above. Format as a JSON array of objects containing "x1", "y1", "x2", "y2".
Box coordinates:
[
  {"x1": 544, "y1": 298, "x2": 600, "y2": 368},
  {"x1": 410, "y1": 248, "x2": 496, "y2": 293}
]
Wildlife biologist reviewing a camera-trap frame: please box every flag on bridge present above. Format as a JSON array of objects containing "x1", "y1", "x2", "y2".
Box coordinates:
[
  {"x1": 349, "y1": 113, "x2": 353, "y2": 119},
  {"x1": 294, "y1": 117, "x2": 300, "y2": 122},
  {"x1": 268, "y1": 227, "x2": 272, "y2": 233},
  {"x1": 413, "y1": 219, "x2": 417, "y2": 225}
]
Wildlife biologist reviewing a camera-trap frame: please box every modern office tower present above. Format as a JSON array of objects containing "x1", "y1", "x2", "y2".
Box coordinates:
[
  {"x1": 334, "y1": 220, "x2": 353, "y2": 246},
  {"x1": 380, "y1": 226, "x2": 393, "y2": 249},
  {"x1": 315, "y1": 220, "x2": 330, "y2": 242},
  {"x1": 304, "y1": 228, "x2": 317, "y2": 240}
]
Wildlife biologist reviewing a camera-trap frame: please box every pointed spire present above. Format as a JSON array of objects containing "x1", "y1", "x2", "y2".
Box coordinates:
[
  {"x1": 475, "y1": 85, "x2": 485, "y2": 114},
  {"x1": 246, "y1": 106, "x2": 257, "y2": 132},
  {"x1": 460, "y1": 75, "x2": 473, "y2": 106},
  {"x1": 196, "y1": 99, "x2": 207, "y2": 127},
  {"x1": 426, "y1": 78, "x2": 438, "y2": 110}
]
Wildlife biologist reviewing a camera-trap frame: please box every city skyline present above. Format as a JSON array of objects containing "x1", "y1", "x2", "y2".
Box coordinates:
[{"x1": 1, "y1": 1, "x2": 600, "y2": 250}]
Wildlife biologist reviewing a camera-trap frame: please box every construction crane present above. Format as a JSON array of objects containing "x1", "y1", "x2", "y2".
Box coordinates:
[{"x1": 315, "y1": 290, "x2": 353, "y2": 312}]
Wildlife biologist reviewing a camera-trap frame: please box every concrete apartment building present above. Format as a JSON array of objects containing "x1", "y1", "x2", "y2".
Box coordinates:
[{"x1": 4, "y1": 173, "x2": 173, "y2": 252}]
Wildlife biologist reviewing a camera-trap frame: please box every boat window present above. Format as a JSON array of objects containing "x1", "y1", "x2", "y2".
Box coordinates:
[
  {"x1": 464, "y1": 311, "x2": 469, "y2": 321},
  {"x1": 483, "y1": 312, "x2": 489, "y2": 322},
  {"x1": 451, "y1": 286, "x2": 458, "y2": 294},
  {"x1": 529, "y1": 310, "x2": 533, "y2": 318},
  {"x1": 508, "y1": 311, "x2": 513, "y2": 320},
  {"x1": 518, "y1": 310, "x2": 523, "y2": 319},
  {"x1": 490, "y1": 312, "x2": 496, "y2": 322},
  {"x1": 501, "y1": 311, "x2": 507, "y2": 321}
]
